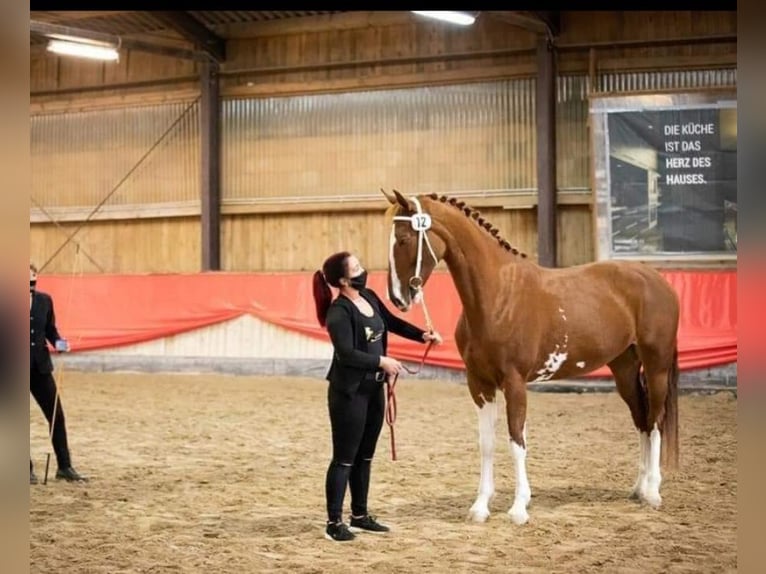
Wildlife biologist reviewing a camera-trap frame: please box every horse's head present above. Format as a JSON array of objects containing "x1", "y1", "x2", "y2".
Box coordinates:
[{"x1": 383, "y1": 189, "x2": 445, "y2": 312}]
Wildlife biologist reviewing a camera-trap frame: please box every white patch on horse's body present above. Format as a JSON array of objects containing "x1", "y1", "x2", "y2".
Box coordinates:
[
  {"x1": 576, "y1": 361, "x2": 585, "y2": 368},
  {"x1": 531, "y1": 349, "x2": 568, "y2": 382},
  {"x1": 643, "y1": 423, "x2": 663, "y2": 508},
  {"x1": 530, "y1": 306, "x2": 571, "y2": 382},
  {"x1": 469, "y1": 401, "x2": 498, "y2": 523},
  {"x1": 388, "y1": 225, "x2": 404, "y2": 303},
  {"x1": 507, "y1": 424, "x2": 531, "y2": 525}
]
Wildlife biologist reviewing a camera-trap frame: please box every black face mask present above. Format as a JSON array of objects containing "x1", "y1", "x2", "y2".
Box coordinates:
[
  {"x1": 348, "y1": 270, "x2": 368, "y2": 290},
  {"x1": 30, "y1": 280, "x2": 36, "y2": 292}
]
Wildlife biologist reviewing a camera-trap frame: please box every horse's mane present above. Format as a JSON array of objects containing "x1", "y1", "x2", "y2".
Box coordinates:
[
  {"x1": 426, "y1": 193, "x2": 528, "y2": 258},
  {"x1": 387, "y1": 192, "x2": 527, "y2": 258}
]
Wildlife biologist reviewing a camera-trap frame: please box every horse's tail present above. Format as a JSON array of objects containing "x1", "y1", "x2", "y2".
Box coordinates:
[{"x1": 661, "y1": 346, "x2": 680, "y2": 471}]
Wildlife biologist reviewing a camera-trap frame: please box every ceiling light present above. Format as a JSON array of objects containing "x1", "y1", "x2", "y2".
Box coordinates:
[
  {"x1": 46, "y1": 39, "x2": 120, "y2": 62},
  {"x1": 411, "y1": 11, "x2": 476, "y2": 26}
]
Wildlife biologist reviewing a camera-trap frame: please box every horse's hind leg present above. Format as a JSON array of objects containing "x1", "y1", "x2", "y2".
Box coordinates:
[
  {"x1": 608, "y1": 347, "x2": 650, "y2": 502},
  {"x1": 637, "y1": 345, "x2": 680, "y2": 510},
  {"x1": 467, "y1": 370, "x2": 498, "y2": 523},
  {"x1": 502, "y1": 370, "x2": 531, "y2": 525}
]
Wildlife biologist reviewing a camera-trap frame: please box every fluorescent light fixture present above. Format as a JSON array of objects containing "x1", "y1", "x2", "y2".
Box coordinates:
[
  {"x1": 411, "y1": 11, "x2": 476, "y2": 26},
  {"x1": 47, "y1": 39, "x2": 120, "y2": 61}
]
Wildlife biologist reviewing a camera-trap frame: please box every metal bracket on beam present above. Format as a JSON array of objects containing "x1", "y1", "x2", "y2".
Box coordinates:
[
  {"x1": 484, "y1": 11, "x2": 559, "y2": 41},
  {"x1": 30, "y1": 20, "x2": 210, "y2": 62},
  {"x1": 152, "y1": 12, "x2": 226, "y2": 63}
]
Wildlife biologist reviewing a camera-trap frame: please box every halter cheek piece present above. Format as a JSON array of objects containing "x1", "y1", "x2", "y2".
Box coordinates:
[{"x1": 391, "y1": 196, "x2": 438, "y2": 292}]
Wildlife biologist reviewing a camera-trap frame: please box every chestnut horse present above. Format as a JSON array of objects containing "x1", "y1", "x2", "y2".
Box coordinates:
[{"x1": 382, "y1": 189, "x2": 679, "y2": 525}]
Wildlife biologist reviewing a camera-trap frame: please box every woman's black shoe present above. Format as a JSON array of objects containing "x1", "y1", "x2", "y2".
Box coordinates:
[{"x1": 325, "y1": 521, "x2": 355, "y2": 541}]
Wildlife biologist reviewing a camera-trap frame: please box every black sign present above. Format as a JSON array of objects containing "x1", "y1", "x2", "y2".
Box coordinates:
[{"x1": 607, "y1": 107, "x2": 737, "y2": 254}]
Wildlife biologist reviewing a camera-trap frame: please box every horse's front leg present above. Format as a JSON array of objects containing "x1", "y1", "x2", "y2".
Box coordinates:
[
  {"x1": 468, "y1": 389, "x2": 498, "y2": 523},
  {"x1": 503, "y1": 371, "x2": 532, "y2": 525}
]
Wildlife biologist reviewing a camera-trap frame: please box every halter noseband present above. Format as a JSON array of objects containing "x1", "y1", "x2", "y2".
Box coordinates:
[{"x1": 391, "y1": 196, "x2": 438, "y2": 293}]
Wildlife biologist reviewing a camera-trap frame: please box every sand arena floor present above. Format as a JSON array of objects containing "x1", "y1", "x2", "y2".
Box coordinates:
[{"x1": 30, "y1": 372, "x2": 736, "y2": 573}]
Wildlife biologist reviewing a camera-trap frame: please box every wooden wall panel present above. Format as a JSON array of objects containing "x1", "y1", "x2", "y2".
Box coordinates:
[
  {"x1": 57, "y1": 57, "x2": 104, "y2": 90},
  {"x1": 31, "y1": 218, "x2": 200, "y2": 274},
  {"x1": 557, "y1": 11, "x2": 736, "y2": 75},
  {"x1": 30, "y1": 205, "x2": 593, "y2": 274},
  {"x1": 221, "y1": 15, "x2": 535, "y2": 95},
  {"x1": 31, "y1": 48, "x2": 199, "y2": 95},
  {"x1": 221, "y1": 206, "x2": 545, "y2": 272},
  {"x1": 30, "y1": 11, "x2": 735, "y2": 98},
  {"x1": 557, "y1": 205, "x2": 594, "y2": 267},
  {"x1": 30, "y1": 55, "x2": 59, "y2": 93},
  {"x1": 558, "y1": 11, "x2": 736, "y2": 47}
]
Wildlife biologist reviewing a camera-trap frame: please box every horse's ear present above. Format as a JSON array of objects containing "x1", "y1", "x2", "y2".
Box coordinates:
[
  {"x1": 380, "y1": 188, "x2": 397, "y2": 205},
  {"x1": 392, "y1": 189, "x2": 412, "y2": 211}
]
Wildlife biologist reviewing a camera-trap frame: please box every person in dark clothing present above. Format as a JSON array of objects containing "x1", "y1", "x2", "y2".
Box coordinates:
[
  {"x1": 29, "y1": 263, "x2": 87, "y2": 484},
  {"x1": 312, "y1": 251, "x2": 442, "y2": 542}
]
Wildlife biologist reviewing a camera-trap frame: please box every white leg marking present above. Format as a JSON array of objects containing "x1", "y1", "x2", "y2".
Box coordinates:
[
  {"x1": 629, "y1": 431, "x2": 649, "y2": 500},
  {"x1": 644, "y1": 423, "x2": 663, "y2": 508},
  {"x1": 388, "y1": 226, "x2": 404, "y2": 303},
  {"x1": 469, "y1": 401, "x2": 497, "y2": 523},
  {"x1": 507, "y1": 424, "x2": 531, "y2": 525}
]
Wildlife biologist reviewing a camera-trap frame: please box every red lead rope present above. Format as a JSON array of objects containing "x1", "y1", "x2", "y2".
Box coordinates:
[{"x1": 384, "y1": 340, "x2": 434, "y2": 461}]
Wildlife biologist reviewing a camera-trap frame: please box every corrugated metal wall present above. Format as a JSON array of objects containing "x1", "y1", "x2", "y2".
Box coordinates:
[
  {"x1": 597, "y1": 68, "x2": 736, "y2": 93},
  {"x1": 221, "y1": 80, "x2": 540, "y2": 202},
  {"x1": 31, "y1": 101, "x2": 200, "y2": 208},
  {"x1": 221, "y1": 77, "x2": 598, "y2": 203},
  {"x1": 30, "y1": 69, "x2": 736, "y2": 212},
  {"x1": 556, "y1": 75, "x2": 590, "y2": 190}
]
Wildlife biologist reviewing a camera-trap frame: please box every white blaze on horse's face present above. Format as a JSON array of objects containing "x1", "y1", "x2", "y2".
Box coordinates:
[
  {"x1": 386, "y1": 192, "x2": 440, "y2": 312},
  {"x1": 388, "y1": 225, "x2": 405, "y2": 308},
  {"x1": 388, "y1": 218, "x2": 422, "y2": 311}
]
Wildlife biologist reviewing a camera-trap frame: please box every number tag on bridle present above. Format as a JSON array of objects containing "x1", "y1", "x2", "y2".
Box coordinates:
[{"x1": 411, "y1": 214, "x2": 432, "y2": 232}]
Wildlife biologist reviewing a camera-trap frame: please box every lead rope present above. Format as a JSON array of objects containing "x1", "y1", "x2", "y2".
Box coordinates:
[{"x1": 384, "y1": 291, "x2": 435, "y2": 462}]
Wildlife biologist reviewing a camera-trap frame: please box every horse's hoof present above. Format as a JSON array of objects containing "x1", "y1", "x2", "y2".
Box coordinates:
[
  {"x1": 628, "y1": 489, "x2": 642, "y2": 501},
  {"x1": 643, "y1": 492, "x2": 662, "y2": 509},
  {"x1": 507, "y1": 506, "x2": 529, "y2": 525},
  {"x1": 468, "y1": 506, "x2": 490, "y2": 523}
]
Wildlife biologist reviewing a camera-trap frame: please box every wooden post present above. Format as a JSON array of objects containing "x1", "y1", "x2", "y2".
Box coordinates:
[
  {"x1": 200, "y1": 61, "x2": 221, "y2": 271},
  {"x1": 536, "y1": 35, "x2": 557, "y2": 268}
]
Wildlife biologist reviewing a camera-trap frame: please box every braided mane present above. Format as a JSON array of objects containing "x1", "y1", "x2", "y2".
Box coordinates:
[{"x1": 426, "y1": 193, "x2": 528, "y2": 258}]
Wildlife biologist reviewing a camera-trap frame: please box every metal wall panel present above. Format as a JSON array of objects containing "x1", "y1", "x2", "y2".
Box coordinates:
[
  {"x1": 598, "y1": 69, "x2": 736, "y2": 93},
  {"x1": 221, "y1": 80, "x2": 540, "y2": 202},
  {"x1": 556, "y1": 75, "x2": 590, "y2": 190},
  {"x1": 31, "y1": 101, "x2": 200, "y2": 208}
]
